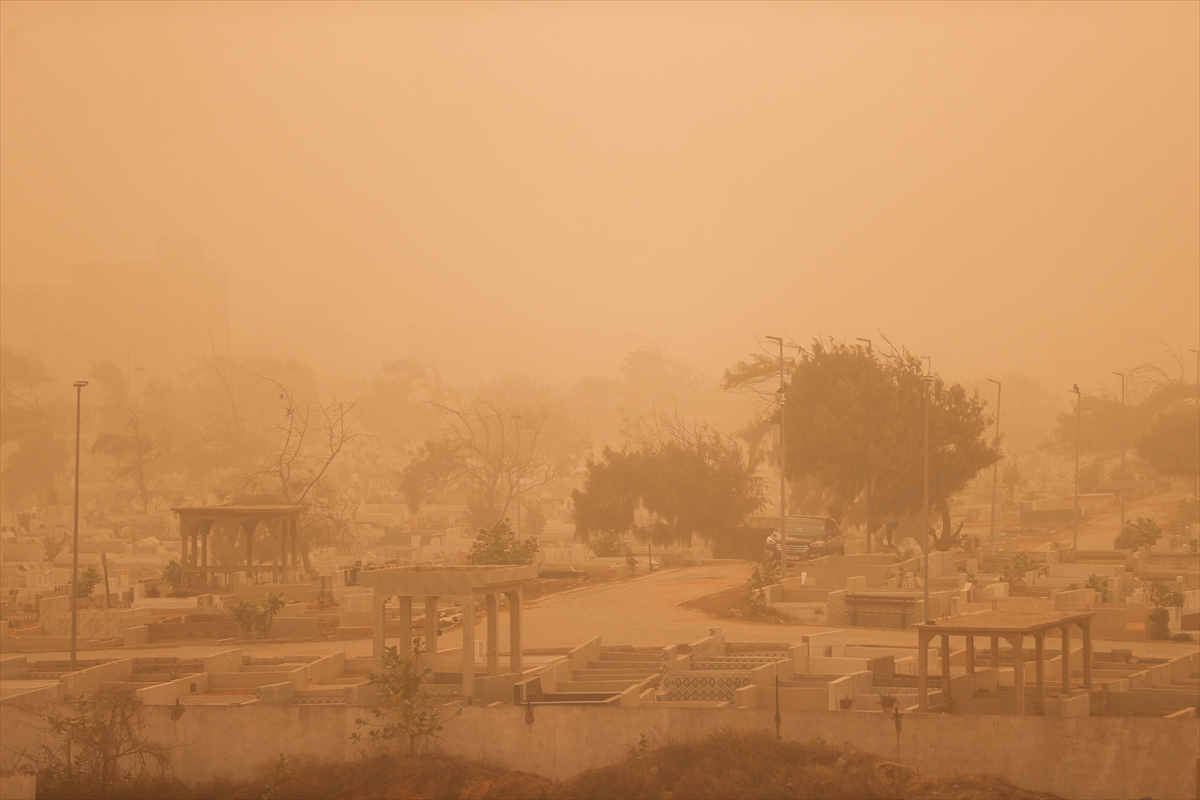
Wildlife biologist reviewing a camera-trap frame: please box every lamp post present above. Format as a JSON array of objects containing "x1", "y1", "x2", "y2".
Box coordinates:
[
  {"x1": 856, "y1": 337, "x2": 874, "y2": 554},
  {"x1": 922, "y1": 367, "x2": 934, "y2": 623},
  {"x1": 987, "y1": 379, "x2": 1002, "y2": 545},
  {"x1": 512, "y1": 414, "x2": 521, "y2": 541},
  {"x1": 1113, "y1": 372, "x2": 1126, "y2": 536},
  {"x1": 1070, "y1": 384, "x2": 1081, "y2": 551},
  {"x1": 1191, "y1": 349, "x2": 1199, "y2": 506},
  {"x1": 765, "y1": 335, "x2": 787, "y2": 581},
  {"x1": 70, "y1": 380, "x2": 88, "y2": 671}
]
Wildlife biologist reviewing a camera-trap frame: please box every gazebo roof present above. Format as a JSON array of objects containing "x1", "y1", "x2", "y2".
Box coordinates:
[{"x1": 915, "y1": 610, "x2": 1093, "y2": 637}]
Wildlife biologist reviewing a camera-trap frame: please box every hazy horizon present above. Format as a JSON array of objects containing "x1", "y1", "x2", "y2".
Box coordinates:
[{"x1": 2, "y1": 2, "x2": 1197, "y2": 394}]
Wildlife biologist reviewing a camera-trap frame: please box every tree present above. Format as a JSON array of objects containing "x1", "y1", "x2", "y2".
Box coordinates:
[
  {"x1": 43, "y1": 533, "x2": 67, "y2": 563},
  {"x1": 75, "y1": 567, "x2": 101, "y2": 599},
  {"x1": 572, "y1": 415, "x2": 765, "y2": 549},
  {"x1": 1148, "y1": 580, "x2": 1185, "y2": 640},
  {"x1": 522, "y1": 499, "x2": 546, "y2": 538},
  {"x1": 89, "y1": 361, "x2": 174, "y2": 513},
  {"x1": 1115, "y1": 517, "x2": 1161, "y2": 550},
  {"x1": 230, "y1": 592, "x2": 285, "y2": 639},
  {"x1": 400, "y1": 394, "x2": 554, "y2": 529},
  {"x1": 351, "y1": 639, "x2": 455, "y2": 755},
  {"x1": 0, "y1": 346, "x2": 69, "y2": 509},
  {"x1": 465, "y1": 518, "x2": 539, "y2": 565},
  {"x1": 1137, "y1": 408, "x2": 1199, "y2": 482},
  {"x1": 724, "y1": 338, "x2": 999, "y2": 550}
]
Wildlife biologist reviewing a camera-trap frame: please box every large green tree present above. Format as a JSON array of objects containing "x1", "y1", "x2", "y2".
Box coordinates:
[
  {"x1": 725, "y1": 338, "x2": 999, "y2": 550},
  {"x1": 572, "y1": 416, "x2": 764, "y2": 549}
]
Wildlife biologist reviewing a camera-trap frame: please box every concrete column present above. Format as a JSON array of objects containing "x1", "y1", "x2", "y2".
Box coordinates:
[
  {"x1": 506, "y1": 588, "x2": 523, "y2": 675},
  {"x1": 397, "y1": 596, "x2": 412, "y2": 658},
  {"x1": 424, "y1": 596, "x2": 439, "y2": 661},
  {"x1": 1061, "y1": 625, "x2": 1071, "y2": 695},
  {"x1": 245, "y1": 524, "x2": 254, "y2": 581},
  {"x1": 991, "y1": 635, "x2": 1000, "y2": 671},
  {"x1": 940, "y1": 634, "x2": 951, "y2": 707},
  {"x1": 1012, "y1": 635, "x2": 1025, "y2": 716},
  {"x1": 918, "y1": 631, "x2": 930, "y2": 711},
  {"x1": 965, "y1": 635, "x2": 975, "y2": 674},
  {"x1": 372, "y1": 592, "x2": 387, "y2": 668},
  {"x1": 486, "y1": 593, "x2": 500, "y2": 676},
  {"x1": 1034, "y1": 632, "x2": 1045, "y2": 714},
  {"x1": 202, "y1": 533, "x2": 208, "y2": 568},
  {"x1": 1081, "y1": 618, "x2": 1093, "y2": 691},
  {"x1": 461, "y1": 595, "x2": 475, "y2": 702},
  {"x1": 291, "y1": 530, "x2": 298, "y2": 569}
]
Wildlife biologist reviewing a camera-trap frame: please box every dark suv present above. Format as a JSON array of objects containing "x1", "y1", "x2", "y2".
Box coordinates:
[{"x1": 764, "y1": 515, "x2": 845, "y2": 563}]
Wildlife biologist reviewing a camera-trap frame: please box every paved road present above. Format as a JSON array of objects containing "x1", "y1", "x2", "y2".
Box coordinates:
[{"x1": 28, "y1": 561, "x2": 1198, "y2": 663}]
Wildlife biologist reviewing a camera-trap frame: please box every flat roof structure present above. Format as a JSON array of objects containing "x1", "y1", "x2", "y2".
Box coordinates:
[
  {"x1": 914, "y1": 611, "x2": 1095, "y2": 716},
  {"x1": 358, "y1": 565, "x2": 539, "y2": 703}
]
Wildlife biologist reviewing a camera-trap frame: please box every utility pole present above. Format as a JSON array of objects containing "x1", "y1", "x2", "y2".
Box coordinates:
[
  {"x1": 1070, "y1": 384, "x2": 1082, "y2": 551},
  {"x1": 70, "y1": 380, "x2": 88, "y2": 671},
  {"x1": 922, "y1": 365, "x2": 933, "y2": 622},
  {"x1": 987, "y1": 379, "x2": 1002, "y2": 546},
  {"x1": 512, "y1": 414, "x2": 521, "y2": 541},
  {"x1": 856, "y1": 338, "x2": 874, "y2": 554},
  {"x1": 1191, "y1": 349, "x2": 1200, "y2": 508},
  {"x1": 765, "y1": 335, "x2": 787, "y2": 581},
  {"x1": 1113, "y1": 372, "x2": 1126, "y2": 536}
]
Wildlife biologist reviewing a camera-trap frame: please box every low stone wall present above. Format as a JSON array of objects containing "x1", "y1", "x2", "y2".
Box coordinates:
[
  {"x1": 2, "y1": 703, "x2": 1189, "y2": 799},
  {"x1": 41, "y1": 608, "x2": 152, "y2": 639}
]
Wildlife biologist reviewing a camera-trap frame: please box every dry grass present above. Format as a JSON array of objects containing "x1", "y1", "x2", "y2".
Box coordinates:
[{"x1": 65, "y1": 729, "x2": 1059, "y2": 800}]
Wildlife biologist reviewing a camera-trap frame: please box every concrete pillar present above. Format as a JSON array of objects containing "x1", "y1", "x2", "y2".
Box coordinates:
[
  {"x1": 397, "y1": 596, "x2": 412, "y2": 658},
  {"x1": 940, "y1": 634, "x2": 951, "y2": 707},
  {"x1": 1012, "y1": 635, "x2": 1025, "y2": 716},
  {"x1": 372, "y1": 592, "x2": 387, "y2": 668},
  {"x1": 1081, "y1": 618, "x2": 1093, "y2": 691},
  {"x1": 506, "y1": 588, "x2": 523, "y2": 675},
  {"x1": 202, "y1": 533, "x2": 208, "y2": 568},
  {"x1": 918, "y1": 631, "x2": 930, "y2": 711},
  {"x1": 424, "y1": 596, "x2": 439, "y2": 661},
  {"x1": 991, "y1": 635, "x2": 1000, "y2": 671},
  {"x1": 1034, "y1": 632, "x2": 1045, "y2": 714},
  {"x1": 1061, "y1": 625, "x2": 1071, "y2": 695},
  {"x1": 291, "y1": 530, "x2": 298, "y2": 569},
  {"x1": 965, "y1": 635, "x2": 975, "y2": 674},
  {"x1": 245, "y1": 523, "x2": 254, "y2": 581},
  {"x1": 486, "y1": 593, "x2": 500, "y2": 676},
  {"x1": 461, "y1": 595, "x2": 475, "y2": 702}
]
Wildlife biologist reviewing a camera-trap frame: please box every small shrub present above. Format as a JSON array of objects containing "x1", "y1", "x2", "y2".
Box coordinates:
[
  {"x1": 466, "y1": 519, "x2": 538, "y2": 566},
  {"x1": 352, "y1": 639, "x2": 458, "y2": 755},
  {"x1": 1115, "y1": 517, "x2": 1162, "y2": 550},
  {"x1": 1002, "y1": 552, "x2": 1036, "y2": 583},
  {"x1": 231, "y1": 592, "x2": 285, "y2": 639}
]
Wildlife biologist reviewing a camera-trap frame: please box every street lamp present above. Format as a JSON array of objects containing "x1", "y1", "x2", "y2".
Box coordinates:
[
  {"x1": 1069, "y1": 384, "x2": 1082, "y2": 551},
  {"x1": 70, "y1": 380, "x2": 88, "y2": 671},
  {"x1": 512, "y1": 414, "x2": 521, "y2": 541},
  {"x1": 765, "y1": 336, "x2": 787, "y2": 581},
  {"x1": 1190, "y1": 349, "x2": 1199, "y2": 506},
  {"x1": 922, "y1": 361, "x2": 934, "y2": 623},
  {"x1": 1112, "y1": 372, "x2": 1126, "y2": 536},
  {"x1": 856, "y1": 338, "x2": 874, "y2": 554},
  {"x1": 987, "y1": 379, "x2": 1002, "y2": 546}
]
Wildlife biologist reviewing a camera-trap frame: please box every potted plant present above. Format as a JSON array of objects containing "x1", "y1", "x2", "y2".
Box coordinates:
[
  {"x1": 839, "y1": 697, "x2": 853, "y2": 710},
  {"x1": 879, "y1": 693, "x2": 896, "y2": 712}
]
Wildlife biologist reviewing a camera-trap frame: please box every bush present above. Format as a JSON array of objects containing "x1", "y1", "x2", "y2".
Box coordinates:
[
  {"x1": 465, "y1": 518, "x2": 538, "y2": 565},
  {"x1": 712, "y1": 525, "x2": 770, "y2": 560},
  {"x1": 74, "y1": 567, "x2": 101, "y2": 599},
  {"x1": 231, "y1": 592, "x2": 285, "y2": 639},
  {"x1": 351, "y1": 639, "x2": 457, "y2": 755},
  {"x1": 589, "y1": 530, "x2": 625, "y2": 557},
  {"x1": 1115, "y1": 517, "x2": 1162, "y2": 550},
  {"x1": 1002, "y1": 552, "x2": 1035, "y2": 582}
]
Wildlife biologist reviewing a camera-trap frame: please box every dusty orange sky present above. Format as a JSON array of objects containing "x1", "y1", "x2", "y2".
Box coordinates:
[{"x1": 1, "y1": 1, "x2": 1197, "y2": 389}]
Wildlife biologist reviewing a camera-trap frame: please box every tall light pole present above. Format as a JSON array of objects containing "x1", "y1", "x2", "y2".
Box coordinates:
[
  {"x1": 70, "y1": 380, "x2": 88, "y2": 671},
  {"x1": 1190, "y1": 348, "x2": 1199, "y2": 507},
  {"x1": 1113, "y1": 372, "x2": 1126, "y2": 536},
  {"x1": 1070, "y1": 384, "x2": 1081, "y2": 551},
  {"x1": 987, "y1": 379, "x2": 1002, "y2": 545},
  {"x1": 922, "y1": 365, "x2": 934, "y2": 622},
  {"x1": 765, "y1": 335, "x2": 787, "y2": 581},
  {"x1": 856, "y1": 338, "x2": 874, "y2": 554},
  {"x1": 512, "y1": 414, "x2": 521, "y2": 541}
]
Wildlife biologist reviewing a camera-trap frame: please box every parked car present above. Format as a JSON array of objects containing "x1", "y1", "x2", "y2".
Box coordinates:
[{"x1": 764, "y1": 515, "x2": 845, "y2": 562}]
